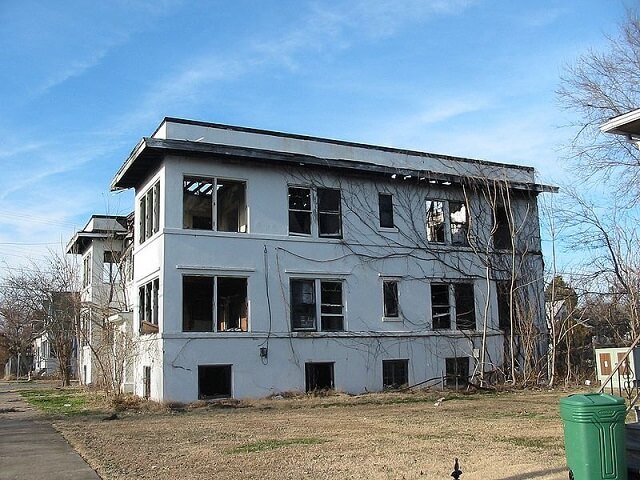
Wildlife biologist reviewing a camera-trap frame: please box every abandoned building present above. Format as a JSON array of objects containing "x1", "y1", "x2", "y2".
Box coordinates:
[{"x1": 72, "y1": 117, "x2": 553, "y2": 402}]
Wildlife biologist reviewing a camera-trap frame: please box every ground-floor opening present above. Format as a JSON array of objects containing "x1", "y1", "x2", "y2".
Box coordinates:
[
  {"x1": 198, "y1": 365, "x2": 232, "y2": 399},
  {"x1": 305, "y1": 362, "x2": 334, "y2": 392},
  {"x1": 445, "y1": 357, "x2": 470, "y2": 388},
  {"x1": 382, "y1": 359, "x2": 409, "y2": 389}
]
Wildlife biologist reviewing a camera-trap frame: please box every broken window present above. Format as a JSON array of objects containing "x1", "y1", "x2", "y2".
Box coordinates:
[
  {"x1": 216, "y1": 277, "x2": 248, "y2": 332},
  {"x1": 320, "y1": 281, "x2": 344, "y2": 331},
  {"x1": 139, "y1": 180, "x2": 160, "y2": 244},
  {"x1": 445, "y1": 357, "x2": 469, "y2": 388},
  {"x1": 198, "y1": 365, "x2": 232, "y2": 399},
  {"x1": 383, "y1": 280, "x2": 399, "y2": 318},
  {"x1": 305, "y1": 362, "x2": 334, "y2": 392},
  {"x1": 431, "y1": 284, "x2": 450, "y2": 329},
  {"x1": 182, "y1": 276, "x2": 248, "y2": 332},
  {"x1": 290, "y1": 279, "x2": 344, "y2": 331},
  {"x1": 431, "y1": 283, "x2": 476, "y2": 330},
  {"x1": 378, "y1": 193, "x2": 394, "y2": 228},
  {"x1": 183, "y1": 177, "x2": 247, "y2": 232},
  {"x1": 426, "y1": 200, "x2": 445, "y2": 242},
  {"x1": 103, "y1": 251, "x2": 121, "y2": 284},
  {"x1": 383, "y1": 359, "x2": 408, "y2": 389},
  {"x1": 82, "y1": 253, "x2": 91, "y2": 288},
  {"x1": 139, "y1": 278, "x2": 160, "y2": 334},
  {"x1": 449, "y1": 201, "x2": 468, "y2": 246},
  {"x1": 455, "y1": 283, "x2": 476, "y2": 330},
  {"x1": 318, "y1": 188, "x2": 342, "y2": 237},
  {"x1": 493, "y1": 204, "x2": 511, "y2": 249},
  {"x1": 288, "y1": 187, "x2": 312, "y2": 235}
]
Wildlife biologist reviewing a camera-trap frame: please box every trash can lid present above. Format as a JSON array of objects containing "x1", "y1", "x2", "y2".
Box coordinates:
[{"x1": 560, "y1": 393, "x2": 625, "y2": 407}]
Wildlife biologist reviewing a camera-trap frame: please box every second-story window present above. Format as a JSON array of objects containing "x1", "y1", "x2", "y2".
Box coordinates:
[
  {"x1": 139, "y1": 278, "x2": 159, "y2": 334},
  {"x1": 383, "y1": 280, "x2": 399, "y2": 318},
  {"x1": 82, "y1": 253, "x2": 91, "y2": 288},
  {"x1": 288, "y1": 186, "x2": 342, "y2": 238},
  {"x1": 290, "y1": 279, "x2": 344, "y2": 331},
  {"x1": 139, "y1": 181, "x2": 160, "y2": 244},
  {"x1": 425, "y1": 199, "x2": 468, "y2": 246},
  {"x1": 182, "y1": 275, "x2": 248, "y2": 332},
  {"x1": 431, "y1": 282, "x2": 476, "y2": 330},
  {"x1": 378, "y1": 193, "x2": 394, "y2": 229},
  {"x1": 103, "y1": 251, "x2": 121, "y2": 284},
  {"x1": 183, "y1": 176, "x2": 247, "y2": 233}
]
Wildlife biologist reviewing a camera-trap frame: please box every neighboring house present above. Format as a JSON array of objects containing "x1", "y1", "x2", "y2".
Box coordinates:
[
  {"x1": 103, "y1": 117, "x2": 553, "y2": 402},
  {"x1": 32, "y1": 331, "x2": 58, "y2": 376},
  {"x1": 66, "y1": 214, "x2": 134, "y2": 390},
  {"x1": 601, "y1": 108, "x2": 640, "y2": 140}
]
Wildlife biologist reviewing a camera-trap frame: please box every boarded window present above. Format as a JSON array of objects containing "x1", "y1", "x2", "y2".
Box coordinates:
[
  {"x1": 318, "y1": 188, "x2": 342, "y2": 237},
  {"x1": 426, "y1": 200, "x2": 445, "y2": 242},
  {"x1": 455, "y1": 283, "x2": 476, "y2": 330},
  {"x1": 288, "y1": 187, "x2": 312, "y2": 235},
  {"x1": 383, "y1": 280, "x2": 399, "y2": 318},
  {"x1": 431, "y1": 284, "x2": 450, "y2": 329},
  {"x1": 378, "y1": 193, "x2": 394, "y2": 228},
  {"x1": 383, "y1": 359, "x2": 408, "y2": 389},
  {"x1": 305, "y1": 362, "x2": 334, "y2": 392},
  {"x1": 198, "y1": 365, "x2": 231, "y2": 399}
]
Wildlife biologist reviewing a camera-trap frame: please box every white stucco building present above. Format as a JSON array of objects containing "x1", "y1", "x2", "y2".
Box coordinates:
[{"x1": 105, "y1": 117, "x2": 552, "y2": 402}]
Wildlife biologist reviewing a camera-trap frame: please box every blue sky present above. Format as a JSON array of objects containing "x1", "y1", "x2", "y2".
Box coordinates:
[{"x1": 0, "y1": 0, "x2": 630, "y2": 270}]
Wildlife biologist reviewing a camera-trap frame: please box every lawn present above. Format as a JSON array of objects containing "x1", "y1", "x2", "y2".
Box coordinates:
[{"x1": 26, "y1": 388, "x2": 576, "y2": 479}]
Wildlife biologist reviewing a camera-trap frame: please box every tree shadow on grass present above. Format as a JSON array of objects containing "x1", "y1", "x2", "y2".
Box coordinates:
[{"x1": 495, "y1": 466, "x2": 567, "y2": 480}]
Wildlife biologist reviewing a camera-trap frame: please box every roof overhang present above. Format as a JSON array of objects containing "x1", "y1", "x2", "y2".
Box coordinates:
[
  {"x1": 111, "y1": 137, "x2": 557, "y2": 194},
  {"x1": 601, "y1": 108, "x2": 640, "y2": 139}
]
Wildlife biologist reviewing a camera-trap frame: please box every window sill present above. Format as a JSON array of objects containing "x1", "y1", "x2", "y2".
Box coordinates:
[
  {"x1": 382, "y1": 316, "x2": 402, "y2": 322},
  {"x1": 377, "y1": 227, "x2": 398, "y2": 233}
]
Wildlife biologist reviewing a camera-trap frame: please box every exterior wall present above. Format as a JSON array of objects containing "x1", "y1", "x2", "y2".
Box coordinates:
[{"x1": 129, "y1": 150, "x2": 545, "y2": 401}]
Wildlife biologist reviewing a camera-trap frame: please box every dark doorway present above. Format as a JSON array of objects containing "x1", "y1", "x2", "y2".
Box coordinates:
[
  {"x1": 305, "y1": 362, "x2": 334, "y2": 392},
  {"x1": 198, "y1": 365, "x2": 232, "y2": 399}
]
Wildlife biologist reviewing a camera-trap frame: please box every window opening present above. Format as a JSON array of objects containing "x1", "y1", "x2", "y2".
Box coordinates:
[
  {"x1": 305, "y1": 362, "x2": 334, "y2": 392},
  {"x1": 183, "y1": 276, "x2": 248, "y2": 332},
  {"x1": 383, "y1": 359, "x2": 408, "y2": 389},
  {"x1": 139, "y1": 279, "x2": 160, "y2": 334},
  {"x1": 449, "y1": 201, "x2": 468, "y2": 246},
  {"x1": 383, "y1": 280, "x2": 399, "y2": 318},
  {"x1": 82, "y1": 253, "x2": 91, "y2": 288},
  {"x1": 143, "y1": 366, "x2": 151, "y2": 399},
  {"x1": 291, "y1": 279, "x2": 316, "y2": 330},
  {"x1": 455, "y1": 283, "x2": 476, "y2": 330},
  {"x1": 291, "y1": 279, "x2": 344, "y2": 331},
  {"x1": 140, "y1": 180, "x2": 160, "y2": 244},
  {"x1": 431, "y1": 284, "x2": 451, "y2": 329},
  {"x1": 198, "y1": 365, "x2": 232, "y2": 399},
  {"x1": 426, "y1": 200, "x2": 446, "y2": 242},
  {"x1": 378, "y1": 193, "x2": 394, "y2": 228},
  {"x1": 320, "y1": 281, "x2": 344, "y2": 331},
  {"x1": 493, "y1": 204, "x2": 511, "y2": 249},
  {"x1": 217, "y1": 277, "x2": 248, "y2": 331},
  {"x1": 497, "y1": 281, "x2": 511, "y2": 331},
  {"x1": 183, "y1": 276, "x2": 213, "y2": 332},
  {"x1": 318, "y1": 188, "x2": 342, "y2": 237},
  {"x1": 183, "y1": 177, "x2": 246, "y2": 232},
  {"x1": 445, "y1": 357, "x2": 469, "y2": 388},
  {"x1": 103, "y1": 251, "x2": 121, "y2": 284},
  {"x1": 183, "y1": 177, "x2": 213, "y2": 230},
  {"x1": 288, "y1": 187, "x2": 312, "y2": 235}
]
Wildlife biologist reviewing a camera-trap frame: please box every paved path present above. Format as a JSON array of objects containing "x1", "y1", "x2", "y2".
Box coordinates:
[{"x1": 0, "y1": 381, "x2": 101, "y2": 480}]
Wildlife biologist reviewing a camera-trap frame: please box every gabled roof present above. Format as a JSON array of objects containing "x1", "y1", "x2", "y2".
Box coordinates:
[{"x1": 111, "y1": 117, "x2": 557, "y2": 193}]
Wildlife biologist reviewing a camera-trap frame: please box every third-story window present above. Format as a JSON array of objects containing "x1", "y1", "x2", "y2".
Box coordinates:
[
  {"x1": 288, "y1": 187, "x2": 312, "y2": 235},
  {"x1": 426, "y1": 200, "x2": 446, "y2": 242},
  {"x1": 449, "y1": 201, "x2": 468, "y2": 246},
  {"x1": 183, "y1": 177, "x2": 247, "y2": 233},
  {"x1": 288, "y1": 187, "x2": 342, "y2": 237},
  {"x1": 318, "y1": 188, "x2": 342, "y2": 237},
  {"x1": 431, "y1": 283, "x2": 476, "y2": 330},
  {"x1": 383, "y1": 280, "x2": 399, "y2": 318},
  {"x1": 290, "y1": 279, "x2": 344, "y2": 331},
  {"x1": 378, "y1": 193, "x2": 394, "y2": 228},
  {"x1": 493, "y1": 204, "x2": 511, "y2": 249},
  {"x1": 140, "y1": 181, "x2": 160, "y2": 244},
  {"x1": 82, "y1": 253, "x2": 91, "y2": 288},
  {"x1": 426, "y1": 199, "x2": 468, "y2": 246}
]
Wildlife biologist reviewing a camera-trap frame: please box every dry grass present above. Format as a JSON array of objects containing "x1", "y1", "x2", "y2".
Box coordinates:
[{"x1": 52, "y1": 388, "x2": 578, "y2": 480}]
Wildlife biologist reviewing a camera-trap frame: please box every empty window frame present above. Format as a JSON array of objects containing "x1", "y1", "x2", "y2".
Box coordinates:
[
  {"x1": 431, "y1": 283, "x2": 476, "y2": 330},
  {"x1": 290, "y1": 279, "x2": 344, "y2": 331},
  {"x1": 305, "y1": 362, "x2": 334, "y2": 392},
  {"x1": 288, "y1": 186, "x2": 342, "y2": 238},
  {"x1": 493, "y1": 204, "x2": 511, "y2": 250},
  {"x1": 383, "y1": 359, "x2": 408, "y2": 389},
  {"x1": 496, "y1": 280, "x2": 512, "y2": 331},
  {"x1": 426, "y1": 199, "x2": 468, "y2": 246},
  {"x1": 182, "y1": 276, "x2": 248, "y2": 332},
  {"x1": 139, "y1": 278, "x2": 159, "y2": 333},
  {"x1": 103, "y1": 251, "x2": 121, "y2": 284},
  {"x1": 383, "y1": 280, "x2": 399, "y2": 318},
  {"x1": 198, "y1": 365, "x2": 232, "y2": 399},
  {"x1": 378, "y1": 193, "x2": 394, "y2": 228},
  {"x1": 139, "y1": 181, "x2": 160, "y2": 244},
  {"x1": 183, "y1": 176, "x2": 247, "y2": 233},
  {"x1": 445, "y1": 357, "x2": 470, "y2": 388},
  {"x1": 82, "y1": 253, "x2": 91, "y2": 288}
]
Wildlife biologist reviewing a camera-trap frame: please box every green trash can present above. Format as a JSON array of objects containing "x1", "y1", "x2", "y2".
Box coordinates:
[{"x1": 560, "y1": 393, "x2": 628, "y2": 480}]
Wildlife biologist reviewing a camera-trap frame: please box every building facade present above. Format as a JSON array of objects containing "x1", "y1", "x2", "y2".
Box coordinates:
[{"x1": 105, "y1": 118, "x2": 552, "y2": 402}]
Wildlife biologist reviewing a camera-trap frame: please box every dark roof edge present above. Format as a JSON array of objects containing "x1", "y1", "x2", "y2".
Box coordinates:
[{"x1": 159, "y1": 117, "x2": 536, "y2": 174}]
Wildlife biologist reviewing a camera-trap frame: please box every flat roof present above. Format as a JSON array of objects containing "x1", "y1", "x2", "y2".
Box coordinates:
[{"x1": 601, "y1": 108, "x2": 640, "y2": 138}]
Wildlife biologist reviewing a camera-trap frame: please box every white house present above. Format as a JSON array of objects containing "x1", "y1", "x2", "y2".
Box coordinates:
[{"x1": 107, "y1": 117, "x2": 553, "y2": 402}]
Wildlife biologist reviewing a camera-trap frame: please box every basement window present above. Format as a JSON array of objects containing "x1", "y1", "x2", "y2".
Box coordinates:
[
  {"x1": 198, "y1": 365, "x2": 232, "y2": 399},
  {"x1": 290, "y1": 279, "x2": 344, "y2": 332},
  {"x1": 383, "y1": 359, "x2": 408, "y2": 389},
  {"x1": 305, "y1": 362, "x2": 334, "y2": 392},
  {"x1": 183, "y1": 176, "x2": 247, "y2": 233},
  {"x1": 378, "y1": 193, "x2": 394, "y2": 228},
  {"x1": 139, "y1": 180, "x2": 160, "y2": 244},
  {"x1": 383, "y1": 280, "x2": 399, "y2": 318},
  {"x1": 445, "y1": 357, "x2": 469, "y2": 388},
  {"x1": 182, "y1": 276, "x2": 248, "y2": 332},
  {"x1": 139, "y1": 278, "x2": 159, "y2": 334}
]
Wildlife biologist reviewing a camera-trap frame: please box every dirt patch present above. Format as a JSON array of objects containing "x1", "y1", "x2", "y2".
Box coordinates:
[{"x1": 54, "y1": 389, "x2": 575, "y2": 480}]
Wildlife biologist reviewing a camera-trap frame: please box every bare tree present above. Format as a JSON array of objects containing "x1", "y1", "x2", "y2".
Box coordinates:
[
  {"x1": 0, "y1": 288, "x2": 35, "y2": 378},
  {"x1": 557, "y1": 9, "x2": 640, "y2": 203}
]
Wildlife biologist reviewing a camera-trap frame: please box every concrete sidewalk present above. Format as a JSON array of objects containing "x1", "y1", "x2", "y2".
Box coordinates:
[{"x1": 0, "y1": 382, "x2": 101, "y2": 480}]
